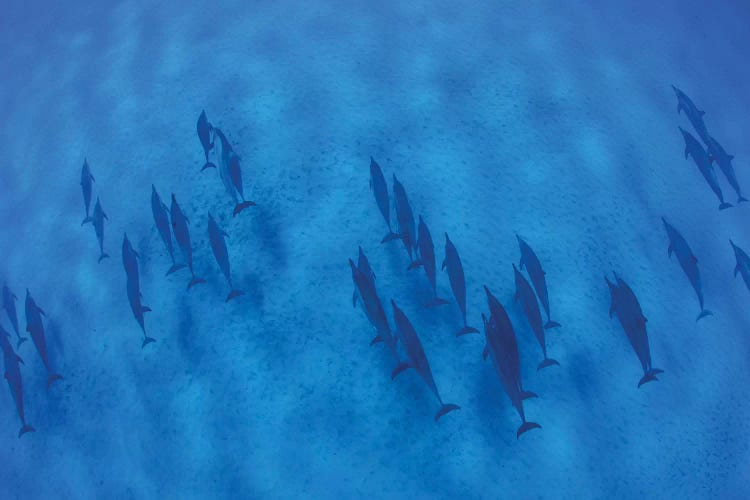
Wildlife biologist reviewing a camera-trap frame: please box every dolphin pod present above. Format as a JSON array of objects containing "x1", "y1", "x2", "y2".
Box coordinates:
[
  {"x1": 152, "y1": 185, "x2": 186, "y2": 276},
  {"x1": 517, "y1": 235, "x2": 560, "y2": 330},
  {"x1": 211, "y1": 127, "x2": 256, "y2": 217},
  {"x1": 513, "y1": 265, "x2": 559, "y2": 370},
  {"x1": 679, "y1": 127, "x2": 732, "y2": 211}
]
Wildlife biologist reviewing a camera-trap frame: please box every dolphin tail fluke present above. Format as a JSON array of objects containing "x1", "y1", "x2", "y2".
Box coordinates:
[
  {"x1": 166, "y1": 263, "x2": 186, "y2": 276},
  {"x1": 200, "y1": 162, "x2": 217, "y2": 171},
  {"x1": 434, "y1": 404, "x2": 460, "y2": 422},
  {"x1": 381, "y1": 232, "x2": 400, "y2": 243},
  {"x1": 426, "y1": 297, "x2": 450, "y2": 308},
  {"x1": 226, "y1": 289, "x2": 245, "y2": 302},
  {"x1": 537, "y1": 358, "x2": 560, "y2": 370},
  {"x1": 18, "y1": 424, "x2": 35, "y2": 438},
  {"x1": 520, "y1": 390, "x2": 538, "y2": 400},
  {"x1": 738, "y1": 196, "x2": 748, "y2": 204},
  {"x1": 391, "y1": 362, "x2": 411, "y2": 380},
  {"x1": 407, "y1": 260, "x2": 423, "y2": 270},
  {"x1": 232, "y1": 201, "x2": 256, "y2": 217},
  {"x1": 81, "y1": 216, "x2": 92, "y2": 226},
  {"x1": 47, "y1": 374, "x2": 63, "y2": 388},
  {"x1": 516, "y1": 421, "x2": 541, "y2": 439},
  {"x1": 696, "y1": 309, "x2": 713, "y2": 322},
  {"x1": 719, "y1": 202, "x2": 733, "y2": 211},
  {"x1": 16, "y1": 337, "x2": 28, "y2": 349},
  {"x1": 142, "y1": 336, "x2": 156, "y2": 348},
  {"x1": 544, "y1": 320, "x2": 561, "y2": 329},
  {"x1": 369, "y1": 335, "x2": 384, "y2": 346},
  {"x1": 187, "y1": 277, "x2": 206, "y2": 290},
  {"x1": 98, "y1": 253, "x2": 110, "y2": 263},
  {"x1": 637, "y1": 369, "x2": 663, "y2": 388},
  {"x1": 456, "y1": 326, "x2": 479, "y2": 336}
]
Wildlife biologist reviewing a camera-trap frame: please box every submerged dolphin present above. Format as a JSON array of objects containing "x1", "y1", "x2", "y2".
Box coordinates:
[
  {"x1": 170, "y1": 194, "x2": 206, "y2": 289},
  {"x1": 352, "y1": 246, "x2": 376, "y2": 307},
  {"x1": 121, "y1": 233, "x2": 141, "y2": 288},
  {"x1": 84, "y1": 197, "x2": 110, "y2": 262},
  {"x1": 122, "y1": 234, "x2": 155, "y2": 348},
  {"x1": 606, "y1": 274, "x2": 663, "y2": 388},
  {"x1": 672, "y1": 85, "x2": 710, "y2": 143},
  {"x1": 662, "y1": 218, "x2": 712, "y2": 321},
  {"x1": 680, "y1": 127, "x2": 732, "y2": 210},
  {"x1": 0, "y1": 327, "x2": 34, "y2": 437},
  {"x1": 197, "y1": 110, "x2": 216, "y2": 171},
  {"x1": 513, "y1": 265, "x2": 559, "y2": 370},
  {"x1": 370, "y1": 157, "x2": 398, "y2": 242},
  {"x1": 706, "y1": 136, "x2": 746, "y2": 203},
  {"x1": 207, "y1": 213, "x2": 244, "y2": 302},
  {"x1": 517, "y1": 236, "x2": 560, "y2": 329},
  {"x1": 730, "y1": 240, "x2": 750, "y2": 295},
  {"x1": 80, "y1": 158, "x2": 95, "y2": 225},
  {"x1": 24, "y1": 290, "x2": 62, "y2": 388},
  {"x1": 213, "y1": 128, "x2": 256, "y2": 216},
  {"x1": 391, "y1": 175, "x2": 417, "y2": 262},
  {"x1": 408, "y1": 216, "x2": 449, "y2": 307},
  {"x1": 151, "y1": 185, "x2": 185, "y2": 276},
  {"x1": 442, "y1": 234, "x2": 478, "y2": 336},
  {"x1": 482, "y1": 286, "x2": 541, "y2": 439},
  {"x1": 2, "y1": 284, "x2": 27, "y2": 348},
  {"x1": 390, "y1": 300, "x2": 460, "y2": 422}
]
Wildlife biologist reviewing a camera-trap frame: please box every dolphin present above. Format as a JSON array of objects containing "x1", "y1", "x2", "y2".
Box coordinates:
[
  {"x1": 170, "y1": 194, "x2": 206, "y2": 289},
  {"x1": 391, "y1": 175, "x2": 417, "y2": 263},
  {"x1": 513, "y1": 265, "x2": 559, "y2": 370},
  {"x1": 197, "y1": 110, "x2": 216, "y2": 171},
  {"x1": 671, "y1": 85, "x2": 710, "y2": 143},
  {"x1": 80, "y1": 158, "x2": 95, "y2": 225},
  {"x1": 679, "y1": 127, "x2": 732, "y2": 210},
  {"x1": 125, "y1": 274, "x2": 155, "y2": 349},
  {"x1": 0, "y1": 327, "x2": 34, "y2": 437},
  {"x1": 151, "y1": 186, "x2": 185, "y2": 276},
  {"x1": 730, "y1": 240, "x2": 750, "y2": 295},
  {"x1": 208, "y1": 213, "x2": 244, "y2": 302},
  {"x1": 2, "y1": 284, "x2": 27, "y2": 348},
  {"x1": 352, "y1": 246, "x2": 376, "y2": 307},
  {"x1": 408, "y1": 216, "x2": 449, "y2": 307},
  {"x1": 606, "y1": 274, "x2": 663, "y2": 388},
  {"x1": 706, "y1": 136, "x2": 746, "y2": 203},
  {"x1": 517, "y1": 235, "x2": 560, "y2": 329},
  {"x1": 442, "y1": 234, "x2": 478, "y2": 336},
  {"x1": 213, "y1": 128, "x2": 256, "y2": 216},
  {"x1": 24, "y1": 290, "x2": 62, "y2": 388},
  {"x1": 84, "y1": 197, "x2": 110, "y2": 262},
  {"x1": 122, "y1": 233, "x2": 141, "y2": 289},
  {"x1": 662, "y1": 218, "x2": 712, "y2": 321},
  {"x1": 370, "y1": 157, "x2": 398, "y2": 243},
  {"x1": 390, "y1": 300, "x2": 460, "y2": 422}
]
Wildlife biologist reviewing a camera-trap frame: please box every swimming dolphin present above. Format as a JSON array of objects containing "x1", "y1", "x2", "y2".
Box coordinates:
[
  {"x1": 197, "y1": 110, "x2": 216, "y2": 171},
  {"x1": 442, "y1": 234, "x2": 478, "y2": 336},
  {"x1": 207, "y1": 213, "x2": 244, "y2": 302},
  {"x1": 482, "y1": 286, "x2": 541, "y2": 438},
  {"x1": 80, "y1": 158, "x2": 95, "y2": 225},
  {"x1": 213, "y1": 128, "x2": 256, "y2": 216},
  {"x1": 170, "y1": 194, "x2": 206, "y2": 289},
  {"x1": 662, "y1": 218, "x2": 712, "y2": 321},
  {"x1": 390, "y1": 175, "x2": 417, "y2": 262},
  {"x1": 706, "y1": 136, "x2": 746, "y2": 203},
  {"x1": 390, "y1": 300, "x2": 460, "y2": 422},
  {"x1": 126, "y1": 275, "x2": 155, "y2": 349},
  {"x1": 24, "y1": 290, "x2": 62, "y2": 388},
  {"x1": 408, "y1": 216, "x2": 449, "y2": 307},
  {"x1": 121, "y1": 233, "x2": 141, "y2": 288},
  {"x1": 730, "y1": 240, "x2": 750, "y2": 295},
  {"x1": 606, "y1": 274, "x2": 663, "y2": 388},
  {"x1": 672, "y1": 85, "x2": 710, "y2": 143},
  {"x1": 2, "y1": 284, "x2": 27, "y2": 348},
  {"x1": 517, "y1": 236, "x2": 560, "y2": 329},
  {"x1": 0, "y1": 326, "x2": 34, "y2": 437},
  {"x1": 370, "y1": 157, "x2": 398, "y2": 243},
  {"x1": 679, "y1": 127, "x2": 732, "y2": 210},
  {"x1": 513, "y1": 265, "x2": 559, "y2": 370},
  {"x1": 151, "y1": 186, "x2": 185, "y2": 276},
  {"x1": 84, "y1": 197, "x2": 110, "y2": 262},
  {"x1": 352, "y1": 246, "x2": 376, "y2": 307}
]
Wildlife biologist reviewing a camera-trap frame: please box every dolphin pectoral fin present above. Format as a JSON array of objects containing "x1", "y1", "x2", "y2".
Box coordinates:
[
  {"x1": 391, "y1": 362, "x2": 411, "y2": 380},
  {"x1": 15, "y1": 354, "x2": 24, "y2": 364},
  {"x1": 16, "y1": 338, "x2": 27, "y2": 349},
  {"x1": 537, "y1": 358, "x2": 560, "y2": 370},
  {"x1": 738, "y1": 196, "x2": 748, "y2": 203},
  {"x1": 407, "y1": 260, "x2": 423, "y2": 271},
  {"x1": 517, "y1": 421, "x2": 541, "y2": 439},
  {"x1": 166, "y1": 263, "x2": 186, "y2": 276},
  {"x1": 381, "y1": 232, "x2": 399, "y2": 243},
  {"x1": 544, "y1": 320, "x2": 561, "y2": 329},
  {"x1": 141, "y1": 306, "x2": 152, "y2": 313},
  {"x1": 520, "y1": 391, "x2": 538, "y2": 400},
  {"x1": 370, "y1": 335, "x2": 384, "y2": 346},
  {"x1": 18, "y1": 425, "x2": 35, "y2": 438},
  {"x1": 696, "y1": 309, "x2": 713, "y2": 321},
  {"x1": 201, "y1": 162, "x2": 217, "y2": 171},
  {"x1": 719, "y1": 202, "x2": 733, "y2": 211},
  {"x1": 81, "y1": 217, "x2": 92, "y2": 226},
  {"x1": 47, "y1": 374, "x2": 63, "y2": 389},
  {"x1": 233, "y1": 201, "x2": 256, "y2": 217},
  {"x1": 187, "y1": 277, "x2": 206, "y2": 290},
  {"x1": 456, "y1": 326, "x2": 479, "y2": 336},
  {"x1": 482, "y1": 344, "x2": 489, "y2": 361},
  {"x1": 226, "y1": 290, "x2": 245, "y2": 302},
  {"x1": 142, "y1": 336, "x2": 156, "y2": 348},
  {"x1": 37, "y1": 307, "x2": 46, "y2": 317},
  {"x1": 435, "y1": 404, "x2": 460, "y2": 422}
]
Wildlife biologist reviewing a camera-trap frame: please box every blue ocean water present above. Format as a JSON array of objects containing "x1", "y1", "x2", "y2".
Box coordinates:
[{"x1": 1, "y1": 0, "x2": 749, "y2": 497}]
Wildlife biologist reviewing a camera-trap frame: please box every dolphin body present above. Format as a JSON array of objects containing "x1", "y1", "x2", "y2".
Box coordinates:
[
  {"x1": 170, "y1": 194, "x2": 206, "y2": 289},
  {"x1": 408, "y1": 216, "x2": 449, "y2": 307},
  {"x1": 442, "y1": 234, "x2": 478, "y2": 337},
  {"x1": 352, "y1": 246, "x2": 376, "y2": 307},
  {"x1": 122, "y1": 233, "x2": 141, "y2": 289},
  {"x1": 370, "y1": 157, "x2": 398, "y2": 243},
  {"x1": 84, "y1": 197, "x2": 110, "y2": 262},
  {"x1": 730, "y1": 240, "x2": 750, "y2": 295},
  {"x1": 706, "y1": 136, "x2": 746, "y2": 203},
  {"x1": 212, "y1": 128, "x2": 256, "y2": 216},
  {"x1": 679, "y1": 127, "x2": 732, "y2": 210},
  {"x1": 207, "y1": 213, "x2": 244, "y2": 302},
  {"x1": 672, "y1": 85, "x2": 710, "y2": 144},
  {"x1": 151, "y1": 185, "x2": 185, "y2": 276},
  {"x1": 2, "y1": 284, "x2": 27, "y2": 348},
  {"x1": 390, "y1": 300, "x2": 460, "y2": 422},
  {"x1": 391, "y1": 175, "x2": 418, "y2": 263},
  {"x1": 513, "y1": 265, "x2": 559, "y2": 370},
  {"x1": 662, "y1": 218, "x2": 712, "y2": 321},
  {"x1": 0, "y1": 326, "x2": 34, "y2": 437},
  {"x1": 122, "y1": 234, "x2": 155, "y2": 348},
  {"x1": 482, "y1": 286, "x2": 541, "y2": 439},
  {"x1": 24, "y1": 290, "x2": 62, "y2": 388},
  {"x1": 606, "y1": 274, "x2": 663, "y2": 388},
  {"x1": 197, "y1": 110, "x2": 216, "y2": 172},
  {"x1": 80, "y1": 158, "x2": 95, "y2": 225},
  {"x1": 517, "y1": 236, "x2": 560, "y2": 329}
]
